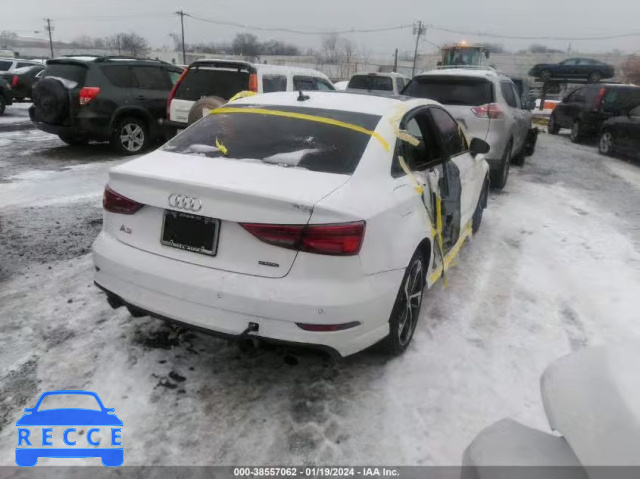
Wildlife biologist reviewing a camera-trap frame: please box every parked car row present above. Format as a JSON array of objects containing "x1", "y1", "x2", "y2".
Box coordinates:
[
  {"x1": 548, "y1": 83, "x2": 640, "y2": 158},
  {"x1": 0, "y1": 64, "x2": 44, "y2": 101}
]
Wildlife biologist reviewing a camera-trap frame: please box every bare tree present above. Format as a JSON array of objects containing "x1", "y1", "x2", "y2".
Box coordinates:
[
  {"x1": 169, "y1": 33, "x2": 183, "y2": 53},
  {"x1": 72, "y1": 35, "x2": 95, "y2": 48},
  {"x1": 231, "y1": 33, "x2": 260, "y2": 57},
  {"x1": 0, "y1": 30, "x2": 17, "y2": 49},
  {"x1": 320, "y1": 33, "x2": 341, "y2": 63},
  {"x1": 622, "y1": 55, "x2": 640, "y2": 84},
  {"x1": 120, "y1": 33, "x2": 149, "y2": 57}
]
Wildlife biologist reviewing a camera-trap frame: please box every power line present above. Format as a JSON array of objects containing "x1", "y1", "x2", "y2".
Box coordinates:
[
  {"x1": 429, "y1": 24, "x2": 640, "y2": 41},
  {"x1": 185, "y1": 13, "x2": 413, "y2": 35}
]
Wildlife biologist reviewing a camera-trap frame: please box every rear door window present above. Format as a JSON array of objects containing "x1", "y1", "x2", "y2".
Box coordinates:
[
  {"x1": 348, "y1": 75, "x2": 393, "y2": 91},
  {"x1": 262, "y1": 74, "x2": 287, "y2": 93},
  {"x1": 0, "y1": 60, "x2": 12, "y2": 71},
  {"x1": 175, "y1": 67, "x2": 250, "y2": 101},
  {"x1": 43, "y1": 63, "x2": 87, "y2": 85},
  {"x1": 315, "y1": 79, "x2": 335, "y2": 91},
  {"x1": 163, "y1": 105, "x2": 382, "y2": 175},
  {"x1": 132, "y1": 66, "x2": 171, "y2": 90},
  {"x1": 404, "y1": 76, "x2": 494, "y2": 106},
  {"x1": 293, "y1": 76, "x2": 316, "y2": 91},
  {"x1": 102, "y1": 66, "x2": 134, "y2": 88}
]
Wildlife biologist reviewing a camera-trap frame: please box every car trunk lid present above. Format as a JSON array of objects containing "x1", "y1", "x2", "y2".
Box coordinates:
[{"x1": 104, "y1": 151, "x2": 350, "y2": 278}]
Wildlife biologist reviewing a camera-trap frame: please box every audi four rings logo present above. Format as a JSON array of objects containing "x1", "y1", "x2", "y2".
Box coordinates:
[{"x1": 168, "y1": 194, "x2": 202, "y2": 212}]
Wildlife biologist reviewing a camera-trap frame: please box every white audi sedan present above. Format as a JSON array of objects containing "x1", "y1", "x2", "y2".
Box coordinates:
[{"x1": 92, "y1": 91, "x2": 490, "y2": 357}]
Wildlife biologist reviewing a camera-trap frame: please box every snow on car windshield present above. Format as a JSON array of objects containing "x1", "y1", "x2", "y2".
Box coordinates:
[
  {"x1": 37, "y1": 394, "x2": 102, "y2": 411},
  {"x1": 163, "y1": 105, "x2": 382, "y2": 174}
]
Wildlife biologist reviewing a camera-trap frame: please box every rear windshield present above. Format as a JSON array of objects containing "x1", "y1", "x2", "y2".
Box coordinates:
[
  {"x1": 163, "y1": 105, "x2": 381, "y2": 175},
  {"x1": 602, "y1": 88, "x2": 640, "y2": 112},
  {"x1": 44, "y1": 63, "x2": 87, "y2": 84},
  {"x1": 404, "y1": 76, "x2": 494, "y2": 106},
  {"x1": 348, "y1": 75, "x2": 393, "y2": 91},
  {"x1": 174, "y1": 67, "x2": 249, "y2": 101}
]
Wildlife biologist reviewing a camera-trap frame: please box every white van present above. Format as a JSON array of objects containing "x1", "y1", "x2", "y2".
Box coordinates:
[{"x1": 165, "y1": 60, "x2": 334, "y2": 133}]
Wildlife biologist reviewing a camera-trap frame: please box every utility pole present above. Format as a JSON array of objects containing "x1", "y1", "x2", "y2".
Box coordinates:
[
  {"x1": 44, "y1": 18, "x2": 54, "y2": 58},
  {"x1": 393, "y1": 48, "x2": 398, "y2": 72},
  {"x1": 175, "y1": 10, "x2": 187, "y2": 64},
  {"x1": 412, "y1": 21, "x2": 426, "y2": 78}
]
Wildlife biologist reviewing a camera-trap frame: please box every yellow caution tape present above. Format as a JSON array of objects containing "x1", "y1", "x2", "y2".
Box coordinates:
[
  {"x1": 211, "y1": 107, "x2": 390, "y2": 152},
  {"x1": 215, "y1": 137, "x2": 228, "y2": 156},
  {"x1": 428, "y1": 223, "x2": 472, "y2": 286},
  {"x1": 228, "y1": 90, "x2": 258, "y2": 103}
]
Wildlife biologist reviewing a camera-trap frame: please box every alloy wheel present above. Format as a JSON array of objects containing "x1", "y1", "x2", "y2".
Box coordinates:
[
  {"x1": 397, "y1": 258, "x2": 424, "y2": 346},
  {"x1": 120, "y1": 123, "x2": 145, "y2": 153},
  {"x1": 599, "y1": 131, "x2": 613, "y2": 155}
]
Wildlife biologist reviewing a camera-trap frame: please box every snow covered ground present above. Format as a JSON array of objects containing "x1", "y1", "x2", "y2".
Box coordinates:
[
  {"x1": 1, "y1": 129, "x2": 640, "y2": 467},
  {"x1": 0, "y1": 102, "x2": 32, "y2": 128}
]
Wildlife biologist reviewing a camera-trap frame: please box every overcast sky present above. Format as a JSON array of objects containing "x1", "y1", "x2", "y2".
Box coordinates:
[{"x1": 6, "y1": 0, "x2": 640, "y2": 56}]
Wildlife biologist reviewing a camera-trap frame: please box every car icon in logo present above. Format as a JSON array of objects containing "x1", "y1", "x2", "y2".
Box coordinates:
[{"x1": 15, "y1": 390, "x2": 123, "y2": 467}]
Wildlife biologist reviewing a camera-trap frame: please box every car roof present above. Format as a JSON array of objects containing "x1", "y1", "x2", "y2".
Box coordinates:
[
  {"x1": 416, "y1": 67, "x2": 509, "y2": 82},
  {"x1": 231, "y1": 90, "x2": 440, "y2": 117},
  {"x1": 350, "y1": 72, "x2": 409, "y2": 79},
  {"x1": 190, "y1": 59, "x2": 330, "y2": 80}
]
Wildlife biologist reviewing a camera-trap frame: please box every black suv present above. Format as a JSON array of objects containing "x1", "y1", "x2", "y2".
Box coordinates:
[
  {"x1": 0, "y1": 77, "x2": 12, "y2": 115},
  {"x1": 30, "y1": 56, "x2": 183, "y2": 154},
  {"x1": 548, "y1": 83, "x2": 640, "y2": 143}
]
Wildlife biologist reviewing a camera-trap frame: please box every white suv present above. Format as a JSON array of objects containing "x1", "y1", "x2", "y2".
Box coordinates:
[
  {"x1": 0, "y1": 58, "x2": 43, "y2": 73},
  {"x1": 165, "y1": 59, "x2": 334, "y2": 133},
  {"x1": 404, "y1": 68, "x2": 535, "y2": 189}
]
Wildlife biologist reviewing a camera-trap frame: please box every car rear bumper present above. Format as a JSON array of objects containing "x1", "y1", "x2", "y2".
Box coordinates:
[
  {"x1": 30, "y1": 109, "x2": 111, "y2": 140},
  {"x1": 158, "y1": 118, "x2": 187, "y2": 140},
  {"x1": 92, "y1": 232, "x2": 402, "y2": 357}
]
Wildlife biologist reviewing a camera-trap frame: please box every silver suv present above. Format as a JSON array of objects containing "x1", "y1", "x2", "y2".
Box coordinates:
[{"x1": 404, "y1": 68, "x2": 535, "y2": 189}]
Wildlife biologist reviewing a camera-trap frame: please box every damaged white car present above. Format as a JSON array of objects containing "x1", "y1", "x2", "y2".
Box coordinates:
[{"x1": 92, "y1": 91, "x2": 490, "y2": 357}]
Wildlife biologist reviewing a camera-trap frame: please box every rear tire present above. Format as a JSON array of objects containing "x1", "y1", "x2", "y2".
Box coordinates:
[
  {"x1": 490, "y1": 141, "x2": 512, "y2": 190},
  {"x1": 598, "y1": 130, "x2": 614, "y2": 156},
  {"x1": 570, "y1": 120, "x2": 583, "y2": 144},
  {"x1": 512, "y1": 146, "x2": 525, "y2": 166},
  {"x1": 548, "y1": 114, "x2": 560, "y2": 135},
  {"x1": 384, "y1": 249, "x2": 426, "y2": 356},
  {"x1": 111, "y1": 116, "x2": 150, "y2": 155},
  {"x1": 58, "y1": 133, "x2": 88, "y2": 146}
]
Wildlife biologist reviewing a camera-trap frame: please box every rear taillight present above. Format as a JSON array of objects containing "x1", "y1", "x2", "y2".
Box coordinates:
[
  {"x1": 79, "y1": 87, "x2": 100, "y2": 106},
  {"x1": 592, "y1": 87, "x2": 606, "y2": 112},
  {"x1": 167, "y1": 68, "x2": 188, "y2": 120},
  {"x1": 12, "y1": 75, "x2": 18, "y2": 87},
  {"x1": 103, "y1": 186, "x2": 143, "y2": 215},
  {"x1": 248, "y1": 73, "x2": 258, "y2": 92},
  {"x1": 471, "y1": 103, "x2": 505, "y2": 119},
  {"x1": 241, "y1": 221, "x2": 365, "y2": 256}
]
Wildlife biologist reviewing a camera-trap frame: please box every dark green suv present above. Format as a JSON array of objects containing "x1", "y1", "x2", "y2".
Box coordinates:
[{"x1": 29, "y1": 56, "x2": 183, "y2": 154}]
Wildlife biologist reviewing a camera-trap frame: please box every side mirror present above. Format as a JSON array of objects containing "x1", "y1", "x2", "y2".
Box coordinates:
[
  {"x1": 470, "y1": 138, "x2": 490, "y2": 156},
  {"x1": 525, "y1": 100, "x2": 536, "y2": 110}
]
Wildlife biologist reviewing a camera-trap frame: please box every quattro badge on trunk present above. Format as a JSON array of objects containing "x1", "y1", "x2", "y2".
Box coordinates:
[{"x1": 168, "y1": 194, "x2": 202, "y2": 212}]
